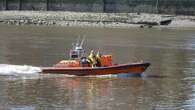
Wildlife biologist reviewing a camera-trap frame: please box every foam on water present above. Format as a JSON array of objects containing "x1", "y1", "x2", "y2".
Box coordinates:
[
  {"x1": 0, "y1": 64, "x2": 42, "y2": 76},
  {"x1": 90, "y1": 74, "x2": 117, "y2": 78}
]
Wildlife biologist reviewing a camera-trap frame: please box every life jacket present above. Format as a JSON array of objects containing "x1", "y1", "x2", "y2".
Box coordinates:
[
  {"x1": 87, "y1": 50, "x2": 96, "y2": 67},
  {"x1": 95, "y1": 51, "x2": 101, "y2": 67}
]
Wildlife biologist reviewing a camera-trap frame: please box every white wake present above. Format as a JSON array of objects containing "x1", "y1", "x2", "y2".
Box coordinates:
[{"x1": 0, "y1": 64, "x2": 41, "y2": 75}]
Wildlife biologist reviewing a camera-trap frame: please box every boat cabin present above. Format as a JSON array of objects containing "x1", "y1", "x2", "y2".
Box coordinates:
[{"x1": 69, "y1": 40, "x2": 85, "y2": 60}]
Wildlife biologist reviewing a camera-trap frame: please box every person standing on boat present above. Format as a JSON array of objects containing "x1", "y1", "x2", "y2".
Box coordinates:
[
  {"x1": 96, "y1": 51, "x2": 101, "y2": 67},
  {"x1": 87, "y1": 50, "x2": 97, "y2": 67}
]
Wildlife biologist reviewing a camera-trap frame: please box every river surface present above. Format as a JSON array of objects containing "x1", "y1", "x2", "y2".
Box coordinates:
[{"x1": 0, "y1": 25, "x2": 195, "y2": 110}]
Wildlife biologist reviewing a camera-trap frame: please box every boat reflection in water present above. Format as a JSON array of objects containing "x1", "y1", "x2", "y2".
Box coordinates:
[{"x1": 5, "y1": 76, "x2": 144, "y2": 109}]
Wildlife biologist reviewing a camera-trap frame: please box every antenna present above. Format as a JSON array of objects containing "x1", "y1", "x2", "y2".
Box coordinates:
[
  {"x1": 80, "y1": 35, "x2": 86, "y2": 47},
  {"x1": 76, "y1": 35, "x2": 81, "y2": 46}
]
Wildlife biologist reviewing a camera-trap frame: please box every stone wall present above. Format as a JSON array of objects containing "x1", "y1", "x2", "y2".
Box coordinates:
[{"x1": 0, "y1": 0, "x2": 195, "y2": 15}]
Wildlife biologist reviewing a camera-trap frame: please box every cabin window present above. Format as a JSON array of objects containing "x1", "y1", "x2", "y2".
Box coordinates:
[{"x1": 71, "y1": 54, "x2": 78, "y2": 59}]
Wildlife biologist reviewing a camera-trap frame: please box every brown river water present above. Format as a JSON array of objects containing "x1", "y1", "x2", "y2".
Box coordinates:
[{"x1": 0, "y1": 25, "x2": 195, "y2": 110}]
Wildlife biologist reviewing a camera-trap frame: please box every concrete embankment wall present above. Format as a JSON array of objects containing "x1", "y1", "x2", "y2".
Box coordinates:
[{"x1": 0, "y1": 0, "x2": 195, "y2": 15}]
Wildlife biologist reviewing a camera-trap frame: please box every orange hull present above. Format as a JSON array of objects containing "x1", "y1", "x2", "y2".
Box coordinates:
[{"x1": 41, "y1": 62, "x2": 150, "y2": 76}]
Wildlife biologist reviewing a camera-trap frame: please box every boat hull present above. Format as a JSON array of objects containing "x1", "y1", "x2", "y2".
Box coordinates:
[{"x1": 41, "y1": 62, "x2": 150, "y2": 76}]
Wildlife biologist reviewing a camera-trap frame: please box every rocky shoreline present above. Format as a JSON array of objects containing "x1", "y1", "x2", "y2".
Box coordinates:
[{"x1": 0, "y1": 11, "x2": 195, "y2": 28}]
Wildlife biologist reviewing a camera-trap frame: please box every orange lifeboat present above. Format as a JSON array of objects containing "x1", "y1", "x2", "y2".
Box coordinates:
[{"x1": 41, "y1": 37, "x2": 150, "y2": 76}]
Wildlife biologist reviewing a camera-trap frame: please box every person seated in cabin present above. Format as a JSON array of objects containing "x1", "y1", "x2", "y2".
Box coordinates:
[
  {"x1": 80, "y1": 57, "x2": 90, "y2": 67},
  {"x1": 87, "y1": 50, "x2": 97, "y2": 67}
]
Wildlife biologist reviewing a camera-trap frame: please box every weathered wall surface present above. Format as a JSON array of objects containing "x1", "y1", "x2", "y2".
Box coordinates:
[{"x1": 0, "y1": 0, "x2": 195, "y2": 15}]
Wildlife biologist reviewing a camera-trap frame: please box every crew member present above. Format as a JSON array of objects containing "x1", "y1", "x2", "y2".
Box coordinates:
[
  {"x1": 96, "y1": 51, "x2": 101, "y2": 67},
  {"x1": 87, "y1": 50, "x2": 97, "y2": 67}
]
